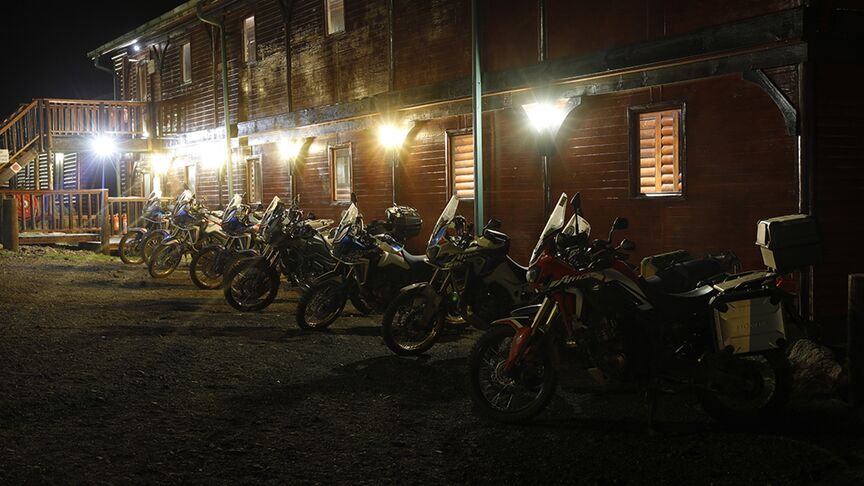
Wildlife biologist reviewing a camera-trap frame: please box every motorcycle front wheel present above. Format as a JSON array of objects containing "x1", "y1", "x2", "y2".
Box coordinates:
[
  {"x1": 296, "y1": 279, "x2": 348, "y2": 330},
  {"x1": 141, "y1": 230, "x2": 169, "y2": 265},
  {"x1": 148, "y1": 240, "x2": 184, "y2": 278},
  {"x1": 381, "y1": 289, "x2": 444, "y2": 356},
  {"x1": 696, "y1": 350, "x2": 791, "y2": 426},
  {"x1": 118, "y1": 230, "x2": 146, "y2": 265},
  {"x1": 223, "y1": 258, "x2": 280, "y2": 312},
  {"x1": 189, "y1": 245, "x2": 226, "y2": 289},
  {"x1": 469, "y1": 325, "x2": 558, "y2": 423}
]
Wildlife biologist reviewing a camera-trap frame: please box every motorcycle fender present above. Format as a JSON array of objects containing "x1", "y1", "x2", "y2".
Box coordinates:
[
  {"x1": 491, "y1": 315, "x2": 532, "y2": 330},
  {"x1": 398, "y1": 281, "x2": 429, "y2": 294},
  {"x1": 504, "y1": 326, "x2": 534, "y2": 372}
]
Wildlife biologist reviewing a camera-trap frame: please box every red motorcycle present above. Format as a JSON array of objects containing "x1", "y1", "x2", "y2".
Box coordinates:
[{"x1": 469, "y1": 193, "x2": 792, "y2": 425}]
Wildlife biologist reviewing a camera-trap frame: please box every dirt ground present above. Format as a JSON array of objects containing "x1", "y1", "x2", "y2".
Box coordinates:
[{"x1": 1, "y1": 246, "x2": 863, "y2": 485}]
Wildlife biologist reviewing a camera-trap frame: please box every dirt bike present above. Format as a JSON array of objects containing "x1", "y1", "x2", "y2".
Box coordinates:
[
  {"x1": 469, "y1": 193, "x2": 793, "y2": 425},
  {"x1": 222, "y1": 195, "x2": 335, "y2": 311},
  {"x1": 118, "y1": 191, "x2": 170, "y2": 265},
  {"x1": 189, "y1": 194, "x2": 261, "y2": 289},
  {"x1": 295, "y1": 194, "x2": 432, "y2": 331},
  {"x1": 139, "y1": 188, "x2": 195, "y2": 265},
  {"x1": 380, "y1": 195, "x2": 533, "y2": 356},
  {"x1": 147, "y1": 194, "x2": 226, "y2": 279}
]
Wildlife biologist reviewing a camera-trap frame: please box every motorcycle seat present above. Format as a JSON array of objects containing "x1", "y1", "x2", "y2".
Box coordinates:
[
  {"x1": 506, "y1": 256, "x2": 528, "y2": 280},
  {"x1": 643, "y1": 283, "x2": 716, "y2": 315},
  {"x1": 644, "y1": 258, "x2": 728, "y2": 294},
  {"x1": 402, "y1": 251, "x2": 428, "y2": 267}
]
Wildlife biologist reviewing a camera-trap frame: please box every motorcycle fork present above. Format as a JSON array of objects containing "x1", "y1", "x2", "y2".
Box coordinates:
[{"x1": 504, "y1": 297, "x2": 558, "y2": 372}]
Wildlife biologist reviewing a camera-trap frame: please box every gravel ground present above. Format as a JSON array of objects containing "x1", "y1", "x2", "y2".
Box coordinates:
[{"x1": 1, "y1": 246, "x2": 863, "y2": 485}]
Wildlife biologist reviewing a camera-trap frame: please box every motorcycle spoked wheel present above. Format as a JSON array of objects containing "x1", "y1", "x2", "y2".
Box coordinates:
[
  {"x1": 696, "y1": 350, "x2": 791, "y2": 426},
  {"x1": 189, "y1": 245, "x2": 228, "y2": 289},
  {"x1": 295, "y1": 279, "x2": 348, "y2": 330},
  {"x1": 223, "y1": 259, "x2": 281, "y2": 312},
  {"x1": 148, "y1": 241, "x2": 185, "y2": 278},
  {"x1": 141, "y1": 230, "x2": 168, "y2": 265},
  {"x1": 469, "y1": 325, "x2": 558, "y2": 423},
  {"x1": 118, "y1": 230, "x2": 146, "y2": 265},
  {"x1": 381, "y1": 289, "x2": 445, "y2": 356}
]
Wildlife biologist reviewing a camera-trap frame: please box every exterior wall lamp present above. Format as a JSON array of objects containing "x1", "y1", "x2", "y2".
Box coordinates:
[
  {"x1": 277, "y1": 137, "x2": 310, "y2": 198},
  {"x1": 521, "y1": 97, "x2": 581, "y2": 217}
]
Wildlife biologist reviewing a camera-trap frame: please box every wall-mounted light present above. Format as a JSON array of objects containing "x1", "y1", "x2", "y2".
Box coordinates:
[
  {"x1": 200, "y1": 142, "x2": 226, "y2": 170},
  {"x1": 521, "y1": 99, "x2": 575, "y2": 136},
  {"x1": 151, "y1": 153, "x2": 172, "y2": 175},
  {"x1": 277, "y1": 138, "x2": 304, "y2": 162},
  {"x1": 378, "y1": 123, "x2": 410, "y2": 150}
]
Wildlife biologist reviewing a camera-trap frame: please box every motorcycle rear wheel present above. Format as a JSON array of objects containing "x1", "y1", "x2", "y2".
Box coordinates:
[
  {"x1": 296, "y1": 279, "x2": 348, "y2": 330},
  {"x1": 696, "y1": 350, "x2": 791, "y2": 426},
  {"x1": 469, "y1": 325, "x2": 558, "y2": 423},
  {"x1": 223, "y1": 258, "x2": 280, "y2": 312},
  {"x1": 118, "y1": 231, "x2": 145, "y2": 265},
  {"x1": 381, "y1": 289, "x2": 444, "y2": 356},
  {"x1": 148, "y1": 241, "x2": 184, "y2": 278}
]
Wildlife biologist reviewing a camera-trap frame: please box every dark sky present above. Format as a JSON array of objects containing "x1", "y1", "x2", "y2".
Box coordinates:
[{"x1": 0, "y1": 0, "x2": 185, "y2": 118}]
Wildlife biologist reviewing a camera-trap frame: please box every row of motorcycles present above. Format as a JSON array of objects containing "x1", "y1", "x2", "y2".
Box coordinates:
[{"x1": 119, "y1": 188, "x2": 802, "y2": 425}]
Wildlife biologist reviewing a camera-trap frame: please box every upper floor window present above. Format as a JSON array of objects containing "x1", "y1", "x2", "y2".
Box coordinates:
[
  {"x1": 330, "y1": 144, "x2": 352, "y2": 202},
  {"x1": 630, "y1": 105, "x2": 684, "y2": 197},
  {"x1": 447, "y1": 130, "x2": 475, "y2": 200},
  {"x1": 326, "y1": 0, "x2": 345, "y2": 35},
  {"x1": 243, "y1": 16, "x2": 257, "y2": 64},
  {"x1": 181, "y1": 42, "x2": 192, "y2": 84}
]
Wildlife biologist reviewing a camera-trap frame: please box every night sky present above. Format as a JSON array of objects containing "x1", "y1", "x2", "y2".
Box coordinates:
[{"x1": 0, "y1": 0, "x2": 185, "y2": 118}]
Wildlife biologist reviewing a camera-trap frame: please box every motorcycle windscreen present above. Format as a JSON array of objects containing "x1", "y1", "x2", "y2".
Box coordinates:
[
  {"x1": 258, "y1": 196, "x2": 282, "y2": 228},
  {"x1": 562, "y1": 213, "x2": 591, "y2": 237},
  {"x1": 427, "y1": 195, "x2": 460, "y2": 252},
  {"x1": 222, "y1": 194, "x2": 245, "y2": 222},
  {"x1": 334, "y1": 203, "x2": 359, "y2": 243},
  {"x1": 529, "y1": 193, "x2": 568, "y2": 266}
]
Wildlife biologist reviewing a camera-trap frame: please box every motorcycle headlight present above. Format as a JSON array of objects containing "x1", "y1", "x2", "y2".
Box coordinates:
[{"x1": 526, "y1": 265, "x2": 540, "y2": 283}]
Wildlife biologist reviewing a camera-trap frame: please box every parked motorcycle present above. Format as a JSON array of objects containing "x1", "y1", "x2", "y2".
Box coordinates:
[
  {"x1": 380, "y1": 195, "x2": 533, "y2": 356},
  {"x1": 188, "y1": 194, "x2": 262, "y2": 289},
  {"x1": 222, "y1": 195, "x2": 335, "y2": 311},
  {"x1": 469, "y1": 193, "x2": 793, "y2": 425},
  {"x1": 295, "y1": 194, "x2": 431, "y2": 330},
  {"x1": 147, "y1": 193, "x2": 226, "y2": 278},
  {"x1": 118, "y1": 191, "x2": 170, "y2": 265},
  {"x1": 139, "y1": 188, "x2": 195, "y2": 265}
]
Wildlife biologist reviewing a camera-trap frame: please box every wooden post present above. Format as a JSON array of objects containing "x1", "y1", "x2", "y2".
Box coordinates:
[
  {"x1": 849, "y1": 274, "x2": 864, "y2": 409},
  {"x1": 1, "y1": 198, "x2": 19, "y2": 252},
  {"x1": 100, "y1": 190, "x2": 110, "y2": 255}
]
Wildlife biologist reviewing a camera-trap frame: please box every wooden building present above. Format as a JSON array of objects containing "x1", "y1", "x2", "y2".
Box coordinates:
[{"x1": 12, "y1": 0, "x2": 855, "y2": 327}]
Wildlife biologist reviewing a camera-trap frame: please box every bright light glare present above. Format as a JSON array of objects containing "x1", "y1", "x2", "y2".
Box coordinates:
[
  {"x1": 522, "y1": 101, "x2": 569, "y2": 134},
  {"x1": 92, "y1": 137, "x2": 116, "y2": 157},
  {"x1": 200, "y1": 143, "x2": 227, "y2": 170},
  {"x1": 151, "y1": 153, "x2": 172, "y2": 175},
  {"x1": 378, "y1": 124, "x2": 409, "y2": 149},
  {"x1": 132, "y1": 44, "x2": 141, "y2": 52},
  {"x1": 277, "y1": 138, "x2": 304, "y2": 161}
]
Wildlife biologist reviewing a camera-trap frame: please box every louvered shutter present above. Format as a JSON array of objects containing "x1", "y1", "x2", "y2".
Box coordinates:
[
  {"x1": 38, "y1": 153, "x2": 49, "y2": 190},
  {"x1": 638, "y1": 109, "x2": 681, "y2": 195},
  {"x1": 62, "y1": 153, "x2": 79, "y2": 189},
  {"x1": 331, "y1": 146, "x2": 352, "y2": 202},
  {"x1": 450, "y1": 133, "x2": 475, "y2": 200}
]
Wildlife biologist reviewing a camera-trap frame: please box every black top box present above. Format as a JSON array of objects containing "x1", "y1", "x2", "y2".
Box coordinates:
[{"x1": 755, "y1": 214, "x2": 820, "y2": 273}]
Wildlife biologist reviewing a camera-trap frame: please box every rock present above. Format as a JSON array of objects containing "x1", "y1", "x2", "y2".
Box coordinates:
[{"x1": 788, "y1": 339, "x2": 843, "y2": 396}]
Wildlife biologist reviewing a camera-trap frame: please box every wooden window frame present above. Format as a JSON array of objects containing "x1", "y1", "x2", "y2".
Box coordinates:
[
  {"x1": 445, "y1": 128, "x2": 475, "y2": 201},
  {"x1": 628, "y1": 101, "x2": 686, "y2": 199},
  {"x1": 329, "y1": 143, "x2": 353, "y2": 203},
  {"x1": 242, "y1": 15, "x2": 257, "y2": 65},
  {"x1": 181, "y1": 42, "x2": 192, "y2": 84},
  {"x1": 325, "y1": 0, "x2": 346, "y2": 36}
]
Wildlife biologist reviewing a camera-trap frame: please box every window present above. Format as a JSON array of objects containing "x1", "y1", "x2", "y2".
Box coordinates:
[
  {"x1": 330, "y1": 145, "x2": 352, "y2": 202},
  {"x1": 631, "y1": 105, "x2": 684, "y2": 196},
  {"x1": 245, "y1": 157, "x2": 263, "y2": 203},
  {"x1": 181, "y1": 43, "x2": 192, "y2": 84},
  {"x1": 243, "y1": 16, "x2": 256, "y2": 64},
  {"x1": 137, "y1": 62, "x2": 149, "y2": 101},
  {"x1": 326, "y1": 0, "x2": 345, "y2": 35},
  {"x1": 185, "y1": 164, "x2": 197, "y2": 193},
  {"x1": 447, "y1": 131, "x2": 475, "y2": 200}
]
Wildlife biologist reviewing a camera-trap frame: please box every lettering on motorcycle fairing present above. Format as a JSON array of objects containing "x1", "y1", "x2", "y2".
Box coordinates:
[{"x1": 546, "y1": 272, "x2": 595, "y2": 290}]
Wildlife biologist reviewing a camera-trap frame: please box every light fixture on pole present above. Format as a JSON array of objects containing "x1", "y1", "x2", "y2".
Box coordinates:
[
  {"x1": 277, "y1": 137, "x2": 307, "y2": 198},
  {"x1": 92, "y1": 136, "x2": 118, "y2": 194},
  {"x1": 522, "y1": 97, "x2": 580, "y2": 217},
  {"x1": 378, "y1": 122, "x2": 411, "y2": 205}
]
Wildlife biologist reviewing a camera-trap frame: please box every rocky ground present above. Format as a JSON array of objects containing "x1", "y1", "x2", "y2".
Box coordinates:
[{"x1": 1, "y1": 246, "x2": 863, "y2": 485}]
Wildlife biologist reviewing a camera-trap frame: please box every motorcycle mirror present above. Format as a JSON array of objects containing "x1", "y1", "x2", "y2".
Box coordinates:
[
  {"x1": 486, "y1": 218, "x2": 502, "y2": 231},
  {"x1": 613, "y1": 217, "x2": 629, "y2": 230},
  {"x1": 350, "y1": 192, "x2": 358, "y2": 204},
  {"x1": 618, "y1": 238, "x2": 636, "y2": 251},
  {"x1": 307, "y1": 212, "x2": 316, "y2": 220},
  {"x1": 571, "y1": 192, "x2": 582, "y2": 216}
]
